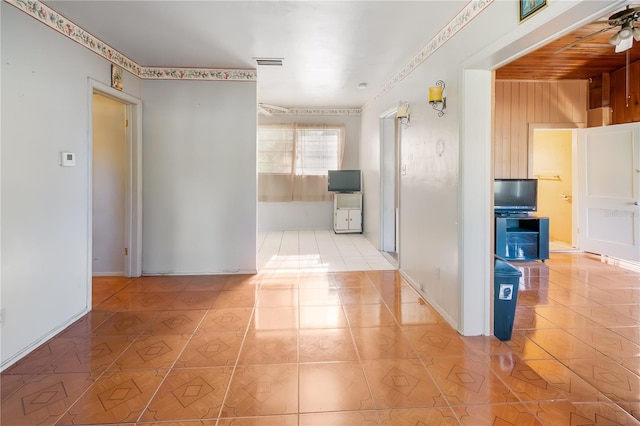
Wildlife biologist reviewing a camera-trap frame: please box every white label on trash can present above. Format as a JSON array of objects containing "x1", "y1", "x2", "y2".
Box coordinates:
[{"x1": 499, "y1": 284, "x2": 514, "y2": 300}]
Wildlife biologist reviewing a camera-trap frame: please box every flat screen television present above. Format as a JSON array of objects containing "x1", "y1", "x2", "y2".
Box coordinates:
[
  {"x1": 328, "y1": 170, "x2": 361, "y2": 192},
  {"x1": 494, "y1": 178, "x2": 538, "y2": 215}
]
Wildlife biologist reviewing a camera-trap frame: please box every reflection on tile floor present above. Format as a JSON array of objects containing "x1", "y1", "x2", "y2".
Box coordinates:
[
  {"x1": 258, "y1": 230, "x2": 397, "y2": 272},
  {"x1": 2, "y1": 253, "x2": 639, "y2": 424}
]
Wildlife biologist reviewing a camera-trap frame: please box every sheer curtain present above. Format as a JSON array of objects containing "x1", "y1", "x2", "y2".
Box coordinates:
[{"x1": 258, "y1": 124, "x2": 345, "y2": 202}]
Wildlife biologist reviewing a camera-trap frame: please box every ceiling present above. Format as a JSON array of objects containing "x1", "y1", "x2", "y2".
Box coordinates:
[
  {"x1": 39, "y1": 1, "x2": 640, "y2": 106},
  {"x1": 497, "y1": 11, "x2": 640, "y2": 80},
  {"x1": 42, "y1": 1, "x2": 465, "y2": 109}
]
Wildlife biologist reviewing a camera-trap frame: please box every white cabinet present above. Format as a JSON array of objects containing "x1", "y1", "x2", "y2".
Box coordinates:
[{"x1": 333, "y1": 192, "x2": 362, "y2": 233}]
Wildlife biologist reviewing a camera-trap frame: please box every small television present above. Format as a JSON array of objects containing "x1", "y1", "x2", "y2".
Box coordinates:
[
  {"x1": 328, "y1": 170, "x2": 361, "y2": 192},
  {"x1": 494, "y1": 178, "x2": 538, "y2": 215}
]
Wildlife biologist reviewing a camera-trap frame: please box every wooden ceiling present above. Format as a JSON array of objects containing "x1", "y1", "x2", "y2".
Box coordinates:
[{"x1": 496, "y1": 21, "x2": 640, "y2": 80}]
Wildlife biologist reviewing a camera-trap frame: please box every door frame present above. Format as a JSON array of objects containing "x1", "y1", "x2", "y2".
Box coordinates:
[
  {"x1": 528, "y1": 122, "x2": 584, "y2": 249},
  {"x1": 380, "y1": 106, "x2": 401, "y2": 267},
  {"x1": 87, "y1": 79, "x2": 142, "y2": 306}
]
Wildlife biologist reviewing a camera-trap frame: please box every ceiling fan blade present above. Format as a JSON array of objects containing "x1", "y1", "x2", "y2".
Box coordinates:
[
  {"x1": 258, "y1": 105, "x2": 272, "y2": 116},
  {"x1": 259, "y1": 103, "x2": 290, "y2": 113},
  {"x1": 554, "y1": 26, "x2": 615, "y2": 53}
]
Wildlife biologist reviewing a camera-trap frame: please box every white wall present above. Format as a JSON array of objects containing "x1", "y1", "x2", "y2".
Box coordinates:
[
  {"x1": 258, "y1": 113, "x2": 360, "y2": 231},
  {"x1": 359, "y1": 0, "x2": 620, "y2": 334},
  {"x1": 142, "y1": 80, "x2": 257, "y2": 274},
  {"x1": 0, "y1": 3, "x2": 143, "y2": 368}
]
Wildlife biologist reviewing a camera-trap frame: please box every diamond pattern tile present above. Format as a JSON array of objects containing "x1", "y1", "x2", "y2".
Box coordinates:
[{"x1": 2, "y1": 252, "x2": 639, "y2": 424}]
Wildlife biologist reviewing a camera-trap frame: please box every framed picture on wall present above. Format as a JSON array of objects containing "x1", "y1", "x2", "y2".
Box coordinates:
[
  {"x1": 111, "y1": 64, "x2": 123, "y2": 91},
  {"x1": 520, "y1": 0, "x2": 547, "y2": 22}
]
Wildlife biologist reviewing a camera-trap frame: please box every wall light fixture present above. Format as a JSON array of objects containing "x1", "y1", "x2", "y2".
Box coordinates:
[{"x1": 429, "y1": 80, "x2": 446, "y2": 117}]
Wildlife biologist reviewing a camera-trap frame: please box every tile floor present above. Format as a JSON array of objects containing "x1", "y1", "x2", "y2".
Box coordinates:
[
  {"x1": 258, "y1": 230, "x2": 397, "y2": 272},
  {"x1": 1, "y1": 252, "x2": 639, "y2": 425}
]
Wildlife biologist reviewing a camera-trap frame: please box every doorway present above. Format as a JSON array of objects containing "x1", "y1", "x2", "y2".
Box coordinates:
[
  {"x1": 88, "y1": 79, "x2": 142, "y2": 310},
  {"x1": 530, "y1": 127, "x2": 577, "y2": 251},
  {"x1": 92, "y1": 93, "x2": 127, "y2": 276},
  {"x1": 380, "y1": 111, "x2": 400, "y2": 265}
]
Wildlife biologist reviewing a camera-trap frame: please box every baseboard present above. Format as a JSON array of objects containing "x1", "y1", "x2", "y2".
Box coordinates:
[
  {"x1": 0, "y1": 308, "x2": 89, "y2": 372},
  {"x1": 398, "y1": 269, "x2": 459, "y2": 333},
  {"x1": 142, "y1": 269, "x2": 258, "y2": 276},
  {"x1": 92, "y1": 271, "x2": 125, "y2": 277},
  {"x1": 597, "y1": 253, "x2": 640, "y2": 272}
]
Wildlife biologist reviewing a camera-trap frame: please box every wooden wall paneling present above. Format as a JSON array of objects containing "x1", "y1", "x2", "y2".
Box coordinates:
[
  {"x1": 542, "y1": 83, "x2": 551, "y2": 123},
  {"x1": 549, "y1": 81, "x2": 560, "y2": 123},
  {"x1": 633, "y1": 60, "x2": 640, "y2": 123},
  {"x1": 589, "y1": 75, "x2": 603, "y2": 109},
  {"x1": 577, "y1": 81, "x2": 588, "y2": 124},
  {"x1": 501, "y1": 82, "x2": 510, "y2": 178},
  {"x1": 613, "y1": 60, "x2": 640, "y2": 124},
  {"x1": 567, "y1": 81, "x2": 578, "y2": 123},
  {"x1": 514, "y1": 82, "x2": 534, "y2": 177},
  {"x1": 557, "y1": 81, "x2": 571, "y2": 123},
  {"x1": 509, "y1": 81, "x2": 522, "y2": 177},
  {"x1": 517, "y1": 82, "x2": 528, "y2": 178},
  {"x1": 611, "y1": 67, "x2": 627, "y2": 123},
  {"x1": 503, "y1": 82, "x2": 512, "y2": 177},
  {"x1": 534, "y1": 83, "x2": 543, "y2": 123},
  {"x1": 493, "y1": 80, "x2": 588, "y2": 179},
  {"x1": 494, "y1": 82, "x2": 504, "y2": 178},
  {"x1": 494, "y1": 83, "x2": 511, "y2": 177}
]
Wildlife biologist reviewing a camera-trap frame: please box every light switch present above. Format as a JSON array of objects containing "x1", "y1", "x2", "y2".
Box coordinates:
[{"x1": 60, "y1": 151, "x2": 76, "y2": 167}]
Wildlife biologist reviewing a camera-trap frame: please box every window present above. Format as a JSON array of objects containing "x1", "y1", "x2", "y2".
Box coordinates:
[
  {"x1": 258, "y1": 124, "x2": 345, "y2": 201},
  {"x1": 295, "y1": 127, "x2": 341, "y2": 175}
]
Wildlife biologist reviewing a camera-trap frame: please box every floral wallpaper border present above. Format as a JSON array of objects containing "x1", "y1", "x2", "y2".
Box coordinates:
[
  {"x1": 6, "y1": 0, "x2": 257, "y2": 82},
  {"x1": 140, "y1": 68, "x2": 256, "y2": 81},
  {"x1": 363, "y1": 0, "x2": 494, "y2": 109},
  {"x1": 6, "y1": 0, "x2": 491, "y2": 114},
  {"x1": 263, "y1": 107, "x2": 361, "y2": 116}
]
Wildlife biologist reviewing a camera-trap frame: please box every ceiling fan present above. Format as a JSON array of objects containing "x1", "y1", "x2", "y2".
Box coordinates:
[
  {"x1": 556, "y1": 5, "x2": 640, "y2": 54},
  {"x1": 258, "y1": 103, "x2": 290, "y2": 116}
]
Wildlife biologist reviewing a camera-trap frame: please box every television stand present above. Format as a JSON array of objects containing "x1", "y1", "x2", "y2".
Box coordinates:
[
  {"x1": 333, "y1": 192, "x2": 362, "y2": 233},
  {"x1": 495, "y1": 215, "x2": 549, "y2": 262}
]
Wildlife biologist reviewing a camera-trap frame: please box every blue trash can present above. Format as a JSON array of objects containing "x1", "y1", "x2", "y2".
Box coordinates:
[{"x1": 494, "y1": 257, "x2": 522, "y2": 341}]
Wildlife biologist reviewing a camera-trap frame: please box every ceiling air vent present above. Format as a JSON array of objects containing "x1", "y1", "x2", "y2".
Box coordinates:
[{"x1": 255, "y1": 58, "x2": 283, "y2": 66}]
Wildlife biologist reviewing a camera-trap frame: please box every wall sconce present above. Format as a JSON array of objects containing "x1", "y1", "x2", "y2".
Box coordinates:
[
  {"x1": 429, "y1": 80, "x2": 446, "y2": 117},
  {"x1": 397, "y1": 101, "x2": 410, "y2": 127}
]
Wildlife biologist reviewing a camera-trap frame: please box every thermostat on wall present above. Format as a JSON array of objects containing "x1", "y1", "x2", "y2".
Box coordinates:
[{"x1": 60, "y1": 151, "x2": 76, "y2": 167}]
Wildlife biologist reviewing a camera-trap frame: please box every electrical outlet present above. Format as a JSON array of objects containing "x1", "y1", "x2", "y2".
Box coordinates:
[{"x1": 436, "y1": 267, "x2": 441, "y2": 280}]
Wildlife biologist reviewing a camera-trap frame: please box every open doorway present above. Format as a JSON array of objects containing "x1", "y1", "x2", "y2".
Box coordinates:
[
  {"x1": 530, "y1": 127, "x2": 578, "y2": 251},
  {"x1": 92, "y1": 93, "x2": 128, "y2": 276},
  {"x1": 88, "y1": 80, "x2": 142, "y2": 308},
  {"x1": 380, "y1": 110, "x2": 401, "y2": 266},
  {"x1": 528, "y1": 123, "x2": 582, "y2": 252}
]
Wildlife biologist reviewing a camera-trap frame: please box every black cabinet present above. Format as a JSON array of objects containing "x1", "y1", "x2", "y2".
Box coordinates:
[{"x1": 495, "y1": 216, "x2": 549, "y2": 262}]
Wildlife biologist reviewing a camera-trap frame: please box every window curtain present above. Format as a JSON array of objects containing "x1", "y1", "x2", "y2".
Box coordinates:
[
  {"x1": 258, "y1": 124, "x2": 295, "y2": 202},
  {"x1": 258, "y1": 124, "x2": 345, "y2": 202}
]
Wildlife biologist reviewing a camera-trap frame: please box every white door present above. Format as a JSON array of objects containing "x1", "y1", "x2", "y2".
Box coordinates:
[{"x1": 577, "y1": 123, "x2": 640, "y2": 262}]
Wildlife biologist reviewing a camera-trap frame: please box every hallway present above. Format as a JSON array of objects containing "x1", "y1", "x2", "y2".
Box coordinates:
[{"x1": 1, "y1": 253, "x2": 638, "y2": 425}]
